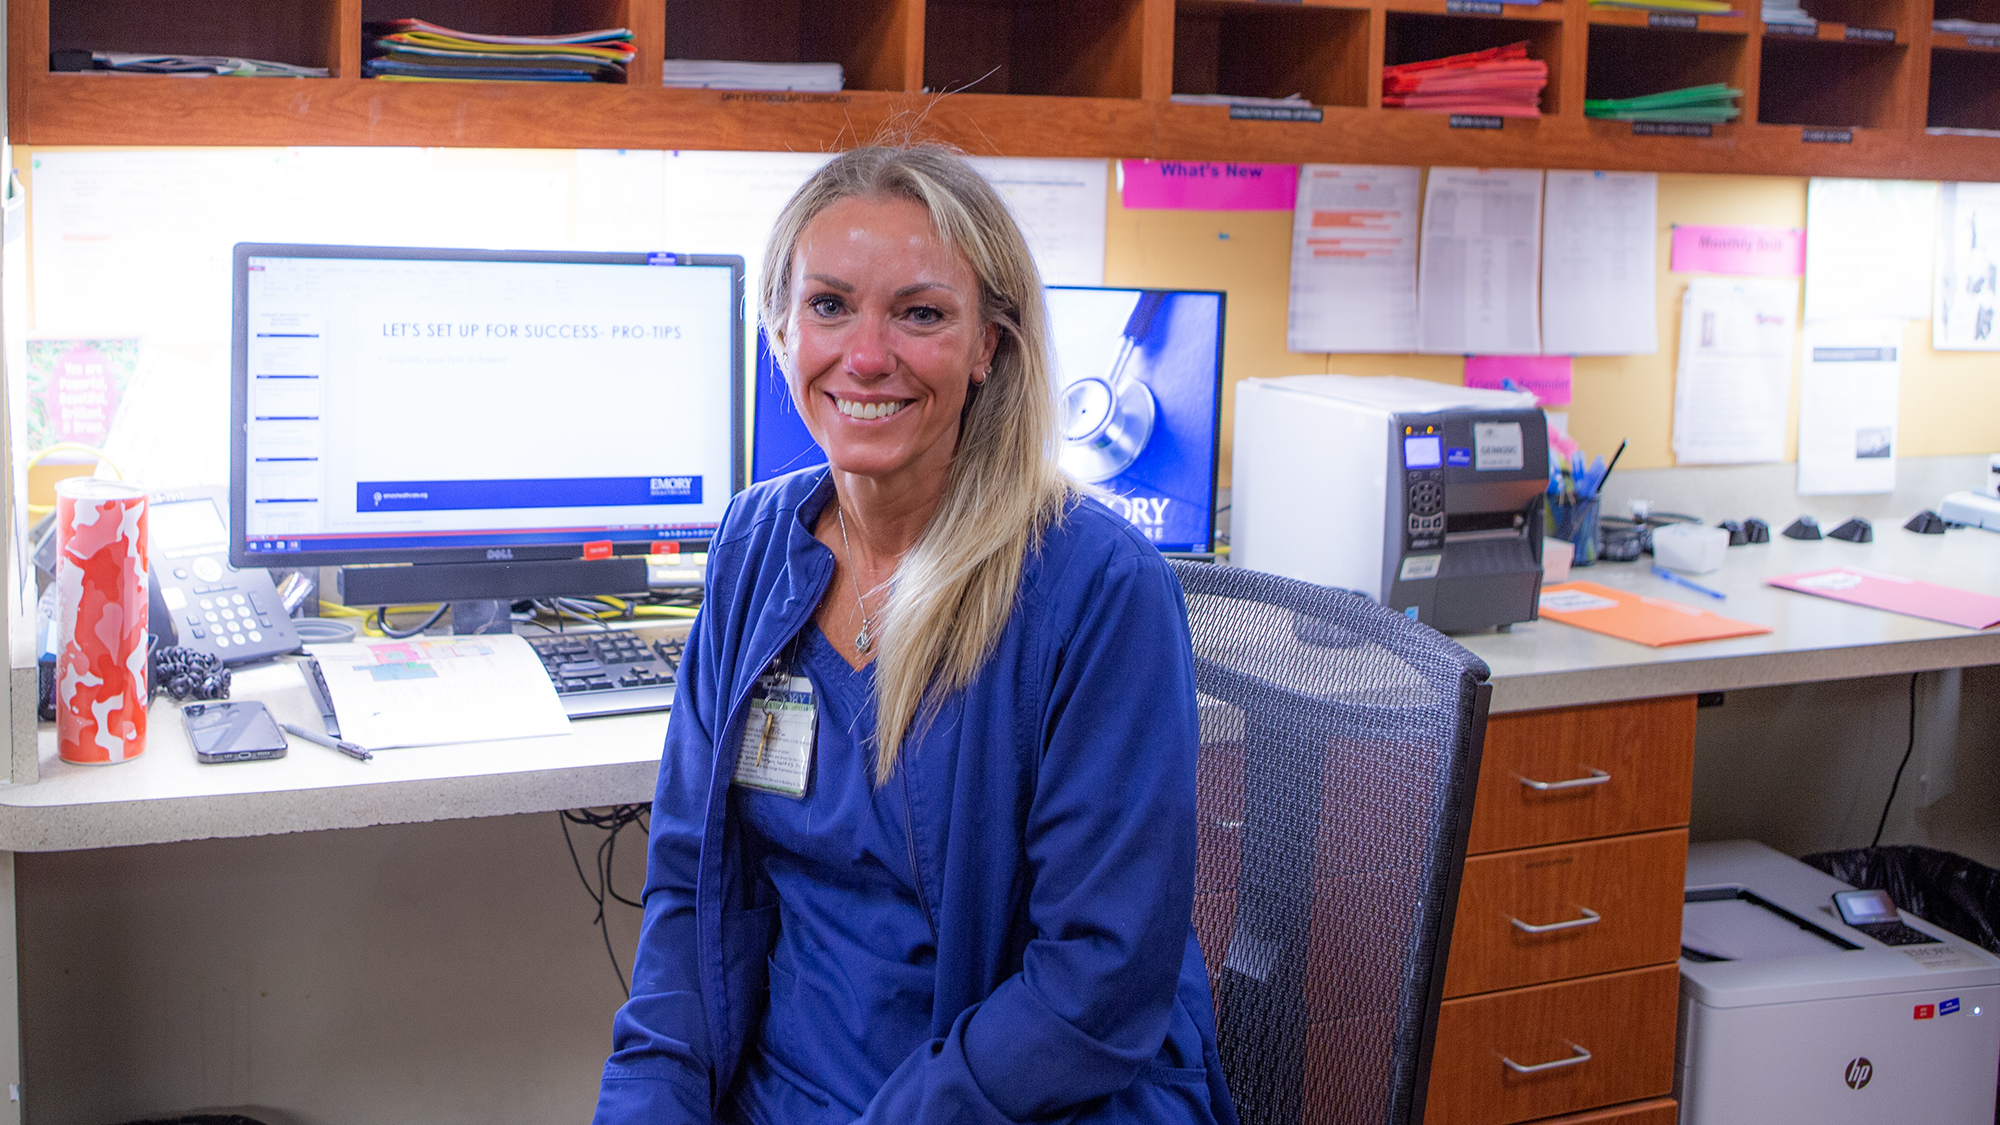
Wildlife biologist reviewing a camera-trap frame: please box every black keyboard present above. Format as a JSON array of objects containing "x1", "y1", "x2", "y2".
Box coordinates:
[
  {"x1": 530, "y1": 632, "x2": 684, "y2": 718},
  {"x1": 1854, "y1": 920, "x2": 1943, "y2": 947}
]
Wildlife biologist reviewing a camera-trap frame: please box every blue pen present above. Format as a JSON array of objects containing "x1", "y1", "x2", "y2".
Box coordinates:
[{"x1": 1651, "y1": 565, "x2": 1727, "y2": 600}]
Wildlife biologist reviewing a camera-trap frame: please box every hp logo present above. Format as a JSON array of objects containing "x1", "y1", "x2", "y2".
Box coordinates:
[{"x1": 1845, "y1": 1057, "x2": 1873, "y2": 1090}]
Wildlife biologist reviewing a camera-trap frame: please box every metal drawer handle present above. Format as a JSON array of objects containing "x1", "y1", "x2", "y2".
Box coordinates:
[
  {"x1": 1501, "y1": 1042, "x2": 1593, "y2": 1074},
  {"x1": 1510, "y1": 907, "x2": 1602, "y2": 934},
  {"x1": 1515, "y1": 768, "x2": 1610, "y2": 791}
]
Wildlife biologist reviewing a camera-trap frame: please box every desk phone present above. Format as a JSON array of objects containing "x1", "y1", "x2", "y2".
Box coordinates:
[{"x1": 146, "y1": 487, "x2": 301, "y2": 664}]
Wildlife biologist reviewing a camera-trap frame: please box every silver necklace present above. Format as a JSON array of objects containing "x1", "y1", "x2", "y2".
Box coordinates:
[{"x1": 834, "y1": 503, "x2": 880, "y2": 654}]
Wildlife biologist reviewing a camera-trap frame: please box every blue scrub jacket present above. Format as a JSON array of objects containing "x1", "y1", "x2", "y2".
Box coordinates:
[{"x1": 595, "y1": 470, "x2": 1238, "y2": 1124}]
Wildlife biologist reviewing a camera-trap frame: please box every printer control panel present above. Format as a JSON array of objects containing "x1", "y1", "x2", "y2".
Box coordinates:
[{"x1": 1402, "y1": 424, "x2": 1446, "y2": 552}]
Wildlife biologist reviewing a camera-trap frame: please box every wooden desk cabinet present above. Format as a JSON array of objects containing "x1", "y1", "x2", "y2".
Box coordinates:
[{"x1": 1427, "y1": 695, "x2": 1697, "y2": 1125}]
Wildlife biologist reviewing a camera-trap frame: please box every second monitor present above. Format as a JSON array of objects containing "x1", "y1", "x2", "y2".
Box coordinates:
[{"x1": 753, "y1": 285, "x2": 1226, "y2": 555}]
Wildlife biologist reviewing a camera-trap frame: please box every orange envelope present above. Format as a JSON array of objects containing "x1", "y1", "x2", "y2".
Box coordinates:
[{"x1": 1537, "y1": 581, "x2": 1773, "y2": 647}]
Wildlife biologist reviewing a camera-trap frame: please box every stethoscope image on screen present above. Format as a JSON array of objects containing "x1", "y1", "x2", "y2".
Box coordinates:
[{"x1": 1058, "y1": 291, "x2": 1165, "y2": 484}]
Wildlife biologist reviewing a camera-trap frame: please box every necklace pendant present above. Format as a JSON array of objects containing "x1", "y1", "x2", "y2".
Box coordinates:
[{"x1": 856, "y1": 626, "x2": 873, "y2": 654}]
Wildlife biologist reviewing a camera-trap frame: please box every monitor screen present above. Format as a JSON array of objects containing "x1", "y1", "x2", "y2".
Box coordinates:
[
  {"x1": 751, "y1": 286, "x2": 1225, "y2": 554},
  {"x1": 230, "y1": 245, "x2": 744, "y2": 569}
]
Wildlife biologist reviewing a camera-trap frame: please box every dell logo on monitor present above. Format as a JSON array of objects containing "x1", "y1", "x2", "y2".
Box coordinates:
[
  {"x1": 1845, "y1": 1057, "x2": 1873, "y2": 1089},
  {"x1": 486, "y1": 548, "x2": 514, "y2": 561}
]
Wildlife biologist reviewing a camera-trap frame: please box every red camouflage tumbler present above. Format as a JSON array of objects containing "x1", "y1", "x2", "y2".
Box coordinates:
[{"x1": 54, "y1": 478, "x2": 149, "y2": 765}]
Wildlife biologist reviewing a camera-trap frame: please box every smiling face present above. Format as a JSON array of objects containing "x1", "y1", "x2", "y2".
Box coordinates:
[{"x1": 784, "y1": 194, "x2": 999, "y2": 497}]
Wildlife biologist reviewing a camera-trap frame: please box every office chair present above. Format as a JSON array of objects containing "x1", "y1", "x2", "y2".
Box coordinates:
[{"x1": 1171, "y1": 561, "x2": 1492, "y2": 1125}]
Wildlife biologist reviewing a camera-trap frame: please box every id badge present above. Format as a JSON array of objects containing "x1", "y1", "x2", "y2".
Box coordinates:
[{"x1": 732, "y1": 668, "x2": 816, "y2": 798}]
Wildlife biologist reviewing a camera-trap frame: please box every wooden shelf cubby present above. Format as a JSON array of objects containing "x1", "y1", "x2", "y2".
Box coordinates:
[{"x1": 8, "y1": 0, "x2": 1996, "y2": 179}]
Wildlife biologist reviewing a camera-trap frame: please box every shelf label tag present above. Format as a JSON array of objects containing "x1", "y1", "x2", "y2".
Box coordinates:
[
  {"x1": 1765, "y1": 21, "x2": 1817, "y2": 34},
  {"x1": 1648, "y1": 12, "x2": 1700, "y2": 28},
  {"x1": 1844, "y1": 25, "x2": 1895, "y2": 41},
  {"x1": 1969, "y1": 34, "x2": 2000, "y2": 46},
  {"x1": 1446, "y1": 0, "x2": 1506, "y2": 13},
  {"x1": 1448, "y1": 114, "x2": 1506, "y2": 129},
  {"x1": 1634, "y1": 121, "x2": 1713, "y2": 137},
  {"x1": 1228, "y1": 104, "x2": 1325, "y2": 122},
  {"x1": 1803, "y1": 128, "x2": 1855, "y2": 144}
]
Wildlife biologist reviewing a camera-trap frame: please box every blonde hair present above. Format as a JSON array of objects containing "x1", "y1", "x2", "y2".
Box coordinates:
[{"x1": 761, "y1": 145, "x2": 1071, "y2": 782}]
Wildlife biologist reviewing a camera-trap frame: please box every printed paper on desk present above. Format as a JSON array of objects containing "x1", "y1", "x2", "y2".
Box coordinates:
[
  {"x1": 306, "y1": 634, "x2": 571, "y2": 750},
  {"x1": 1286, "y1": 165, "x2": 1420, "y2": 353},
  {"x1": 1537, "y1": 581, "x2": 1773, "y2": 646},
  {"x1": 1768, "y1": 568, "x2": 2000, "y2": 630},
  {"x1": 1418, "y1": 167, "x2": 1544, "y2": 355}
]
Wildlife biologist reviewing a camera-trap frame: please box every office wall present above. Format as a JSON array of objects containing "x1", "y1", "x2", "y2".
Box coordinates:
[
  {"x1": 1105, "y1": 172, "x2": 2000, "y2": 482},
  {"x1": 16, "y1": 813, "x2": 645, "y2": 1124}
]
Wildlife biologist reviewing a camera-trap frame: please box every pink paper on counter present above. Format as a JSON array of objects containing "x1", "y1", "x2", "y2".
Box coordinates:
[
  {"x1": 1465, "y1": 355, "x2": 1572, "y2": 405},
  {"x1": 1670, "y1": 224, "x2": 1806, "y2": 276},
  {"x1": 1767, "y1": 568, "x2": 2000, "y2": 630},
  {"x1": 1120, "y1": 160, "x2": 1297, "y2": 211}
]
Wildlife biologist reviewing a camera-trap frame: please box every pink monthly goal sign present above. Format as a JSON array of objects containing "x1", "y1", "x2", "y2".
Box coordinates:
[{"x1": 1670, "y1": 224, "x2": 1806, "y2": 277}]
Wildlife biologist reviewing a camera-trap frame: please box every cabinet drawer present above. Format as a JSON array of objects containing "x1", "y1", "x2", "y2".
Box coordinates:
[
  {"x1": 1469, "y1": 697, "x2": 1696, "y2": 854},
  {"x1": 1423, "y1": 964, "x2": 1679, "y2": 1125},
  {"x1": 1531, "y1": 1098, "x2": 1678, "y2": 1125},
  {"x1": 1444, "y1": 830, "x2": 1688, "y2": 998}
]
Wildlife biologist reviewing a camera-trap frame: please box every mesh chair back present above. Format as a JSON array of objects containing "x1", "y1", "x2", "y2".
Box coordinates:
[{"x1": 1172, "y1": 561, "x2": 1492, "y2": 1125}]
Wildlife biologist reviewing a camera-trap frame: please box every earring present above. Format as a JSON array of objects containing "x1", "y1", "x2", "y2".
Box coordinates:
[{"x1": 974, "y1": 365, "x2": 990, "y2": 385}]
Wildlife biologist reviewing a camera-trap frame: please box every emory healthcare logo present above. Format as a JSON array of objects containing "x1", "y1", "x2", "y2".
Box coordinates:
[{"x1": 1844, "y1": 1057, "x2": 1873, "y2": 1090}]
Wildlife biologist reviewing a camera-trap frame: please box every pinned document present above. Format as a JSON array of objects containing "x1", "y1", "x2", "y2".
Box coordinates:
[
  {"x1": 1804, "y1": 178, "x2": 1936, "y2": 323},
  {"x1": 1419, "y1": 167, "x2": 1544, "y2": 355},
  {"x1": 1286, "y1": 165, "x2": 1420, "y2": 353},
  {"x1": 1541, "y1": 171, "x2": 1658, "y2": 356},
  {"x1": 1796, "y1": 319, "x2": 1902, "y2": 495},
  {"x1": 1935, "y1": 182, "x2": 2000, "y2": 352},
  {"x1": 1671, "y1": 277, "x2": 1798, "y2": 464}
]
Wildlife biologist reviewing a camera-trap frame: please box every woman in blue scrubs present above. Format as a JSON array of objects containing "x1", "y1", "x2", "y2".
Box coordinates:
[{"x1": 594, "y1": 145, "x2": 1235, "y2": 1125}]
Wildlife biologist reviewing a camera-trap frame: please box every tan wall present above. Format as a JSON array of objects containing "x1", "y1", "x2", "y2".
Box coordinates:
[{"x1": 1105, "y1": 171, "x2": 2000, "y2": 482}]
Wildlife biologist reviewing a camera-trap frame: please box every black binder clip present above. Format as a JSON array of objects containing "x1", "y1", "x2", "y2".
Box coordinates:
[
  {"x1": 1743, "y1": 518, "x2": 1770, "y2": 543},
  {"x1": 1782, "y1": 515, "x2": 1822, "y2": 541},
  {"x1": 1829, "y1": 518, "x2": 1873, "y2": 543},
  {"x1": 1718, "y1": 520, "x2": 1747, "y2": 546},
  {"x1": 1904, "y1": 510, "x2": 1948, "y2": 535}
]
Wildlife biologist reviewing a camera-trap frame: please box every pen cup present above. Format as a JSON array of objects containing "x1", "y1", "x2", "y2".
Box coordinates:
[{"x1": 1546, "y1": 496, "x2": 1601, "y2": 567}]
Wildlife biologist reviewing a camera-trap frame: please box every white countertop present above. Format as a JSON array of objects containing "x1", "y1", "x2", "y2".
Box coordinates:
[
  {"x1": 1461, "y1": 522, "x2": 2000, "y2": 712},
  {"x1": 3, "y1": 521, "x2": 1995, "y2": 852}
]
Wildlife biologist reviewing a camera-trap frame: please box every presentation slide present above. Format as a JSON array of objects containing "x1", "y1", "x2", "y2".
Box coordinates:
[{"x1": 242, "y1": 255, "x2": 735, "y2": 553}]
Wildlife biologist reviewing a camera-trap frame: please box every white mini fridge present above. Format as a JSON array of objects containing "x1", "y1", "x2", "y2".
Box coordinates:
[{"x1": 1678, "y1": 840, "x2": 2000, "y2": 1123}]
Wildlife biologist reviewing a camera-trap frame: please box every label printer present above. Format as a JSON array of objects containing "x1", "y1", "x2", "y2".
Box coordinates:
[{"x1": 1231, "y1": 375, "x2": 1548, "y2": 633}]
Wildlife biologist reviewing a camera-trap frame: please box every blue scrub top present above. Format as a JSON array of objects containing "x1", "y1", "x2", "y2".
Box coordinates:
[{"x1": 723, "y1": 624, "x2": 937, "y2": 1125}]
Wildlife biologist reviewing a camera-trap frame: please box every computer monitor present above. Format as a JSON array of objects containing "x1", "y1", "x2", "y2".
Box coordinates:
[
  {"x1": 751, "y1": 285, "x2": 1226, "y2": 555},
  {"x1": 230, "y1": 244, "x2": 745, "y2": 606}
]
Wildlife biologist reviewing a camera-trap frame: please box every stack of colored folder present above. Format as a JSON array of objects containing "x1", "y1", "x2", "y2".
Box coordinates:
[
  {"x1": 1584, "y1": 84, "x2": 1742, "y2": 122},
  {"x1": 364, "y1": 19, "x2": 635, "y2": 83},
  {"x1": 1587, "y1": 0, "x2": 1739, "y2": 14},
  {"x1": 1382, "y1": 42, "x2": 1547, "y2": 117}
]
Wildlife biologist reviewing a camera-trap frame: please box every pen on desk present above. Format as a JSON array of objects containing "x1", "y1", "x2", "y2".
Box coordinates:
[
  {"x1": 281, "y1": 721, "x2": 373, "y2": 762},
  {"x1": 1651, "y1": 565, "x2": 1727, "y2": 601}
]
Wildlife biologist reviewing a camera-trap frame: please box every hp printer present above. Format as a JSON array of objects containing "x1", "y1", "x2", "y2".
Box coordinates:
[{"x1": 1678, "y1": 840, "x2": 2000, "y2": 1123}]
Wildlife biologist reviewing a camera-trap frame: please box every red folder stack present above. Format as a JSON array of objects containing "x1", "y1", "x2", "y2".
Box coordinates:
[{"x1": 1382, "y1": 42, "x2": 1548, "y2": 117}]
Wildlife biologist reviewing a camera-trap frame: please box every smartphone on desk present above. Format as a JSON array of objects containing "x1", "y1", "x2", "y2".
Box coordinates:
[{"x1": 184, "y1": 700, "x2": 288, "y2": 764}]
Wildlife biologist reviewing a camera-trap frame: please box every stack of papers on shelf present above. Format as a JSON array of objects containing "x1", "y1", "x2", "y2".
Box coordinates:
[
  {"x1": 363, "y1": 19, "x2": 634, "y2": 83},
  {"x1": 1761, "y1": 0, "x2": 1818, "y2": 26},
  {"x1": 1588, "y1": 0, "x2": 1739, "y2": 12},
  {"x1": 1935, "y1": 17, "x2": 2000, "y2": 34},
  {"x1": 1382, "y1": 42, "x2": 1547, "y2": 117},
  {"x1": 662, "y1": 59, "x2": 842, "y2": 91},
  {"x1": 53, "y1": 50, "x2": 327, "y2": 77},
  {"x1": 1586, "y1": 84, "x2": 1742, "y2": 122},
  {"x1": 1170, "y1": 93, "x2": 1313, "y2": 108}
]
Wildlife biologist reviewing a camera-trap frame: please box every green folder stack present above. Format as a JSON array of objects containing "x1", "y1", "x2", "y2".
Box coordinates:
[{"x1": 1585, "y1": 83, "x2": 1742, "y2": 122}]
